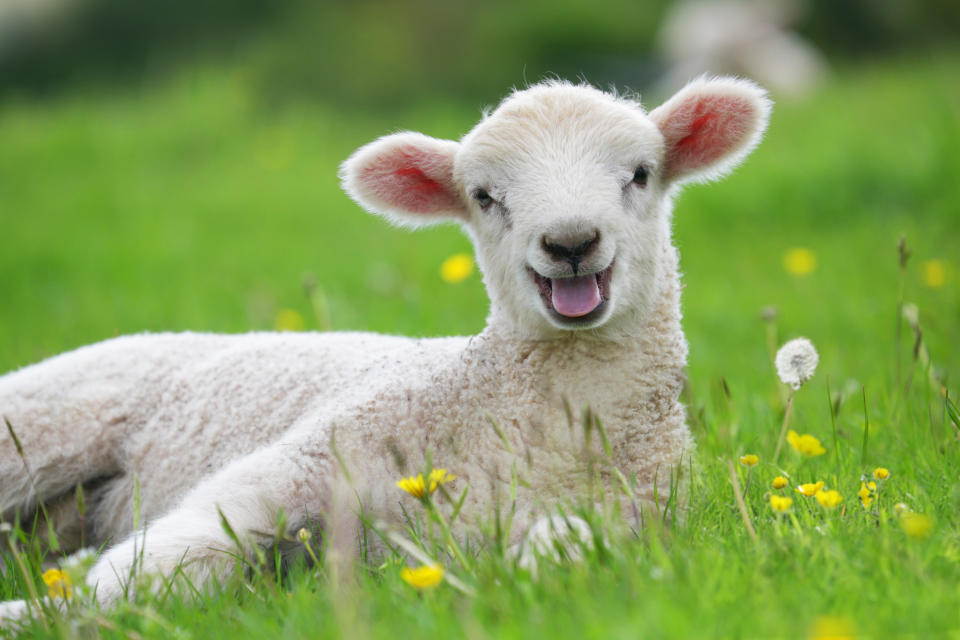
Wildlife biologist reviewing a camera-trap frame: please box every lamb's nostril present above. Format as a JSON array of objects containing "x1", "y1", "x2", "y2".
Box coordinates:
[{"x1": 541, "y1": 231, "x2": 601, "y2": 274}]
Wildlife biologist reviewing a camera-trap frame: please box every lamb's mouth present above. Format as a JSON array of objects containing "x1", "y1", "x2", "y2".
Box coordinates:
[{"x1": 529, "y1": 262, "x2": 614, "y2": 326}]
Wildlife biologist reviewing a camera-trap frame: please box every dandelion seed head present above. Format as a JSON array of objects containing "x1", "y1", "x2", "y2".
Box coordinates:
[
  {"x1": 775, "y1": 338, "x2": 819, "y2": 390},
  {"x1": 902, "y1": 302, "x2": 919, "y2": 327}
]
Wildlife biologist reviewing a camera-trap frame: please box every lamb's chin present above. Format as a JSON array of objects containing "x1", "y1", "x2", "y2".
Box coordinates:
[{"x1": 544, "y1": 303, "x2": 613, "y2": 331}]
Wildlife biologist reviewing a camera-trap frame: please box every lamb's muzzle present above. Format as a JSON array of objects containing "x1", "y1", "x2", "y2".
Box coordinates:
[
  {"x1": 530, "y1": 263, "x2": 614, "y2": 323},
  {"x1": 541, "y1": 230, "x2": 601, "y2": 275}
]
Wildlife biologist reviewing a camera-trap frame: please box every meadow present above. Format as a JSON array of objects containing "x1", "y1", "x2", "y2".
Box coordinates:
[{"x1": 0, "y1": 51, "x2": 958, "y2": 639}]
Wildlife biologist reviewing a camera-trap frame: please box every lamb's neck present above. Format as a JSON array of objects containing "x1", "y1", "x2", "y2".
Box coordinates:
[{"x1": 475, "y1": 273, "x2": 686, "y2": 417}]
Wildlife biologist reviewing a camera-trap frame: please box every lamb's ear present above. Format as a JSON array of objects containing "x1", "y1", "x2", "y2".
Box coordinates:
[
  {"x1": 339, "y1": 132, "x2": 466, "y2": 228},
  {"x1": 649, "y1": 76, "x2": 771, "y2": 185}
]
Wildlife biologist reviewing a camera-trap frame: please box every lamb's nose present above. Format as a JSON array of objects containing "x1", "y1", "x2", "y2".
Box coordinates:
[{"x1": 541, "y1": 230, "x2": 600, "y2": 275}]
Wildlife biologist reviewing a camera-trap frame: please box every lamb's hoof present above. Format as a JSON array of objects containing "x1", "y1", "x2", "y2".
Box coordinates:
[
  {"x1": 0, "y1": 599, "x2": 29, "y2": 627},
  {"x1": 515, "y1": 515, "x2": 594, "y2": 574}
]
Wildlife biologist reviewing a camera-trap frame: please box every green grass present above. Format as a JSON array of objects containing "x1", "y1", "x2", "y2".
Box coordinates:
[{"x1": 1, "y1": 52, "x2": 959, "y2": 639}]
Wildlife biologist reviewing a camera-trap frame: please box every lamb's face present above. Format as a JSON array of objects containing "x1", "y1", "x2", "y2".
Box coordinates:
[
  {"x1": 454, "y1": 85, "x2": 669, "y2": 335},
  {"x1": 341, "y1": 78, "x2": 771, "y2": 338}
]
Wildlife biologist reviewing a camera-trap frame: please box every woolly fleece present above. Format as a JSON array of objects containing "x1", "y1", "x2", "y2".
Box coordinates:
[{"x1": 0, "y1": 76, "x2": 770, "y2": 617}]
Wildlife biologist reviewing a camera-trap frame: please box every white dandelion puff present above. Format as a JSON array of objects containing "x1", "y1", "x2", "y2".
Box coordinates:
[{"x1": 775, "y1": 337, "x2": 819, "y2": 390}]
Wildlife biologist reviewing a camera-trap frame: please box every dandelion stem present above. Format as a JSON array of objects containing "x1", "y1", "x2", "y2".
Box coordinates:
[
  {"x1": 427, "y1": 501, "x2": 472, "y2": 573},
  {"x1": 302, "y1": 274, "x2": 332, "y2": 332},
  {"x1": 6, "y1": 537, "x2": 50, "y2": 631},
  {"x1": 771, "y1": 391, "x2": 795, "y2": 466},
  {"x1": 860, "y1": 386, "x2": 870, "y2": 466},
  {"x1": 727, "y1": 459, "x2": 757, "y2": 542},
  {"x1": 895, "y1": 236, "x2": 910, "y2": 390}
]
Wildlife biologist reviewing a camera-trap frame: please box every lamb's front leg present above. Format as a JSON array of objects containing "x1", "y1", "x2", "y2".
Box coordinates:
[{"x1": 85, "y1": 431, "x2": 337, "y2": 607}]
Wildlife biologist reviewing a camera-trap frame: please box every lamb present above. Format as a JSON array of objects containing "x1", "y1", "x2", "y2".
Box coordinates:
[{"x1": 0, "y1": 76, "x2": 770, "y2": 622}]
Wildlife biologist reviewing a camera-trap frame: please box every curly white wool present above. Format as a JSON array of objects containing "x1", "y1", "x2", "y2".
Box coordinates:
[
  {"x1": 775, "y1": 337, "x2": 819, "y2": 390},
  {"x1": 0, "y1": 76, "x2": 773, "y2": 622}
]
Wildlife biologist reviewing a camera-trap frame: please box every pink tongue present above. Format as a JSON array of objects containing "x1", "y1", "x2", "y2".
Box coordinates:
[{"x1": 551, "y1": 275, "x2": 601, "y2": 317}]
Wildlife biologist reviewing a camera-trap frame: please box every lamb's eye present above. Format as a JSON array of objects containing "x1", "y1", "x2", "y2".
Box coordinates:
[
  {"x1": 632, "y1": 166, "x2": 649, "y2": 188},
  {"x1": 473, "y1": 188, "x2": 494, "y2": 209}
]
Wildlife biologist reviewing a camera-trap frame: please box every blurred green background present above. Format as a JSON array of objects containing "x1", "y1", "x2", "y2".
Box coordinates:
[
  {"x1": 0, "y1": 0, "x2": 958, "y2": 400},
  {"x1": 1, "y1": 5, "x2": 959, "y2": 638}
]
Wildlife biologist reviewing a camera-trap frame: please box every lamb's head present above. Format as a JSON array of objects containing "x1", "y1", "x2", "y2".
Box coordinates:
[{"x1": 341, "y1": 77, "x2": 770, "y2": 338}]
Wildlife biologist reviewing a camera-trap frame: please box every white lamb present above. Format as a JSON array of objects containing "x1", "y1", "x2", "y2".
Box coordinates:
[{"x1": 0, "y1": 76, "x2": 770, "y2": 622}]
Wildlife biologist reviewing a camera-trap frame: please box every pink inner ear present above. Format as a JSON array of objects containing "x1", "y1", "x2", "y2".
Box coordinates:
[
  {"x1": 361, "y1": 148, "x2": 461, "y2": 215},
  {"x1": 662, "y1": 95, "x2": 754, "y2": 179}
]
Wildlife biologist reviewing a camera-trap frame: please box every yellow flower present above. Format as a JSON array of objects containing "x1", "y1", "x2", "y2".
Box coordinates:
[
  {"x1": 873, "y1": 467, "x2": 890, "y2": 480},
  {"x1": 274, "y1": 308, "x2": 305, "y2": 332},
  {"x1": 396, "y1": 468, "x2": 457, "y2": 498},
  {"x1": 787, "y1": 430, "x2": 826, "y2": 457},
  {"x1": 796, "y1": 481, "x2": 825, "y2": 497},
  {"x1": 815, "y1": 489, "x2": 843, "y2": 509},
  {"x1": 922, "y1": 259, "x2": 946, "y2": 288},
  {"x1": 858, "y1": 482, "x2": 874, "y2": 509},
  {"x1": 900, "y1": 512, "x2": 933, "y2": 540},
  {"x1": 400, "y1": 564, "x2": 444, "y2": 589},
  {"x1": 783, "y1": 247, "x2": 816, "y2": 276},
  {"x1": 810, "y1": 615, "x2": 857, "y2": 640},
  {"x1": 41, "y1": 568, "x2": 72, "y2": 600},
  {"x1": 772, "y1": 476, "x2": 788, "y2": 489},
  {"x1": 739, "y1": 454, "x2": 759, "y2": 467},
  {"x1": 770, "y1": 495, "x2": 793, "y2": 512},
  {"x1": 440, "y1": 253, "x2": 474, "y2": 284}
]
